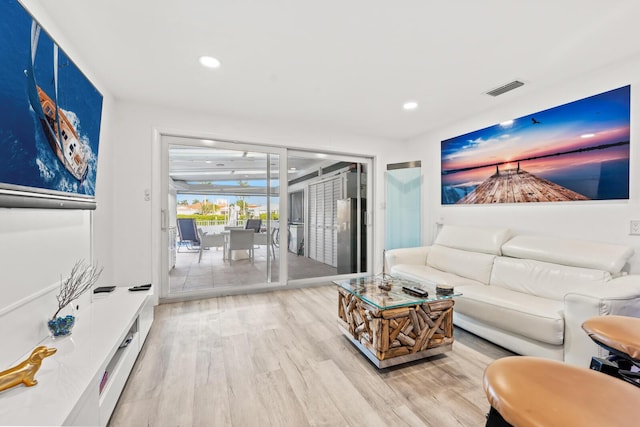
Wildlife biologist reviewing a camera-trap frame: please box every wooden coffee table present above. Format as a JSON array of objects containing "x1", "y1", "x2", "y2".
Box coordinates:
[{"x1": 334, "y1": 275, "x2": 460, "y2": 368}]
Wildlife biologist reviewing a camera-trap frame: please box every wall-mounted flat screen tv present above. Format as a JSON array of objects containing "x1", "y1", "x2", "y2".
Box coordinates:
[{"x1": 0, "y1": 1, "x2": 103, "y2": 209}]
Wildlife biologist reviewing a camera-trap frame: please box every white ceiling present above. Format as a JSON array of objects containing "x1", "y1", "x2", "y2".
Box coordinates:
[{"x1": 36, "y1": 0, "x2": 640, "y2": 140}]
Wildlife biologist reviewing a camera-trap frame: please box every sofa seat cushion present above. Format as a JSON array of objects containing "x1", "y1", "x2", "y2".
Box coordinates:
[
  {"x1": 390, "y1": 264, "x2": 487, "y2": 291},
  {"x1": 490, "y1": 257, "x2": 611, "y2": 301},
  {"x1": 454, "y1": 285, "x2": 564, "y2": 346},
  {"x1": 427, "y1": 245, "x2": 496, "y2": 284}
]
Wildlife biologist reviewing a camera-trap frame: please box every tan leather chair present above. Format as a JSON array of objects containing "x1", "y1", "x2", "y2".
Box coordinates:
[
  {"x1": 483, "y1": 356, "x2": 640, "y2": 427},
  {"x1": 582, "y1": 315, "x2": 640, "y2": 386}
]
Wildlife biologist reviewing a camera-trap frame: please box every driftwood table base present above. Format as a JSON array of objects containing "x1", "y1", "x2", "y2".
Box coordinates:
[{"x1": 337, "y1": 287, "x2": 455, "y2": 368}]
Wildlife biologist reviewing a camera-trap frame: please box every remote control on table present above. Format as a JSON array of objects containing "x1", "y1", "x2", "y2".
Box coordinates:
[
  {"x1": 93, "y1": 286, "x2": 116, "y2": 294},
  {"x1": 129, "y1": 284, "x2": 152, "y2": 292},
  {"x1": 402, "y1": 286, "x2": 428, "y2": 297}
]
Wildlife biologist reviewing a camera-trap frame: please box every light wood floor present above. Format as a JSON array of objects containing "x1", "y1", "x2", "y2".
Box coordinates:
[{"x1": 109, "y1": 285, "x2": 514, "y2": 427}]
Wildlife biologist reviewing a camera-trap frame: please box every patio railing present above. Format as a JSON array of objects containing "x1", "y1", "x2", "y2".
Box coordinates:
[{"x1": 194, "y1": 219, "x2": 246, "y2": 228}]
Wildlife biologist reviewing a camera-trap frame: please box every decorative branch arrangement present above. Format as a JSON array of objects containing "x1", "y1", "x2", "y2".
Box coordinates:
[{"x1": 52, "y1": 260, "x2": 103, "y2": 320}]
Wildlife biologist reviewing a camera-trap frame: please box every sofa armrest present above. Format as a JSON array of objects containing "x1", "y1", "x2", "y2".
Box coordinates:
[
  {"x1": 384, "y1": 246, "x2": 430, "y2": 272},
  {"x1": 563, "y1": 275, "x2": 640, "y2": 366}
]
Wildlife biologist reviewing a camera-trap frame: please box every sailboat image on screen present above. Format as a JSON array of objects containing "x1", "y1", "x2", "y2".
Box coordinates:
[{"x1": 26, "y1": 22, "x2": 89, "y2": 182}]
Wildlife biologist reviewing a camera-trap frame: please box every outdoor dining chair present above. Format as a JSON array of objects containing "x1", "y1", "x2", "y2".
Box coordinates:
[
  {"x1": 227, "y1": 229, "x2": 255, "y2": 264},
  {"x1": 197, "y1": 228, "x2": 226, "y2": 263}
]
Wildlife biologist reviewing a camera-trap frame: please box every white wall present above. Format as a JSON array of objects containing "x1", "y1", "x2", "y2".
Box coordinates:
[
  {"x1": 110, "y1": 101, "x2": 398, "y2": 299},
  {"x1": 0, "y1": 1, "x2": 116, "y2": 367},
  {"x1": 409, "y1": 52, "x2": 640, "y2": 272}
]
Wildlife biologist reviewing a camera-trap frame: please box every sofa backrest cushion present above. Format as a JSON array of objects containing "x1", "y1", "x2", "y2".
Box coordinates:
[
  {"x1": 384, "y1": 246, "x2": 430, "y2": 270},
  {"x1": 427, "y1": 245, "x2": 496, "y2": 284},
  {"x1": 490, "y1": 257, "x2": 612, "y2": 300},
  {"x1": 501, "y1": 235, "x2": 633, "y2": 274},
  {"x1": 435, "y1": 225, "x2": 511, "y2": 255}
]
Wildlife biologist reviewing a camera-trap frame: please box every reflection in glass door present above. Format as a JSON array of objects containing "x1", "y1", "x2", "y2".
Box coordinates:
[
  {"x1": 164, "y1": 138, "x2": 281, "y2": 296},
  {"x1": 286, "y1": 152, "x2": 370, "y2": 282}
]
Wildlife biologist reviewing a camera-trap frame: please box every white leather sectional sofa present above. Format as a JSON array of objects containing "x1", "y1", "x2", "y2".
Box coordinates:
[{"x1": 384, "y1": 225, "x2": 640, "y2": 366}]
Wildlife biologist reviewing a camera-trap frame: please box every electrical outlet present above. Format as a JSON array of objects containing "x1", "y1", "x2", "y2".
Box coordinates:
[{"x1": 630, "y1": 220, "x2": 640, "y2": 236}]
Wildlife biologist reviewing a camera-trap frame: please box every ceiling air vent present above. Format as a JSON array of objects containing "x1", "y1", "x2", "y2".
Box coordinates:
[{"x1": 486, "y1": 80, "x2": 524, "y2": 97}]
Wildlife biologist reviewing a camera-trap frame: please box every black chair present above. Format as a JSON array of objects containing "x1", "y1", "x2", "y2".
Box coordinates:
[
  {"x1": 244, "y1": 219, "x2": 262, "y2": 233},
  {"x1": 177, "y1": 218, "x2": 200, "y2": 251}
]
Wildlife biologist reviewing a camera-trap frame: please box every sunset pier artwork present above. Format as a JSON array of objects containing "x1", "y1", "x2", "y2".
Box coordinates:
[
  {"x1": 457, "y1": 167, "x2": 588, "y2": 204},
  {"x1": 440, "y1": 86, "x2": 630, "y2": 205}
]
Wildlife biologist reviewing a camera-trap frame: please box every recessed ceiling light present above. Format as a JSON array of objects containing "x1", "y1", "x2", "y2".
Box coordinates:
[
  {"x1": 581, "y1": 133, "x2": 595, "y2": 138},
  {"x1": 199, "y1": 56, "x2": 221, "y2": 69},
  {"x1": 403, "y1": 101, "x2": 418, "y2": 111}
]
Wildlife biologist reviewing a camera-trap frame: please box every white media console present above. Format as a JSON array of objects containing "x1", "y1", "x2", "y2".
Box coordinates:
[{"x1": 0, "y1": 288, "x2": 153, "y2": 426}]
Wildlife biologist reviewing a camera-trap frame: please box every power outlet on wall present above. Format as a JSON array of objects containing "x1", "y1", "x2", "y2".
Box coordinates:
[{"x1": 630, "y1": 220, "x2": 640, "y2": 236}]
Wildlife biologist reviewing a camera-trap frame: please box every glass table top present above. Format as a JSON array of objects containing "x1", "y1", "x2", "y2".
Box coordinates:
[{"x1": 333, "y1": 275, "x2": 460, "y2": 310}]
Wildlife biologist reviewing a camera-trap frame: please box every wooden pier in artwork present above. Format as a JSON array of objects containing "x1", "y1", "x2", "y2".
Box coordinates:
[{"x1": 457, "y1": 168, "x2": 589, "y2": 204}]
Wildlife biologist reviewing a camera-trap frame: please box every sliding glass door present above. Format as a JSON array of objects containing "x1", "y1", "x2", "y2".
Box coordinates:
[
  {"x1": 162, "y1": 136, "x2": 283, "y2": 297},
  {"x1": 286, "y1": 151, "x2": 371, "y2": 283},
  {"x1": 160, "y1": 136, "x2": 374, "y2": 300}
]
